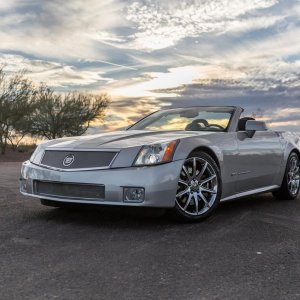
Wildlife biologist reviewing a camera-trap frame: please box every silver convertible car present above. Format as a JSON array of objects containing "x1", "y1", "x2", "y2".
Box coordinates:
[{"x1": 20, "y1": 106, "x2": 300, "y2": 221}]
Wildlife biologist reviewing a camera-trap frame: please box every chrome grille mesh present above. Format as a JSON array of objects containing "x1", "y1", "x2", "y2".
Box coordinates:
[
  {"x1": 34, "y1": 181, "x2": 105, "y2": 200},
  {"x1": 40, "y1": 150, "x2": 117, "y2": 170}
]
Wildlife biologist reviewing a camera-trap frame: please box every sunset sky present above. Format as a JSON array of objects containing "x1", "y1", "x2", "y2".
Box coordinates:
[{"x1": 0, "y1": 0, "x2": 300, "y2": 132}]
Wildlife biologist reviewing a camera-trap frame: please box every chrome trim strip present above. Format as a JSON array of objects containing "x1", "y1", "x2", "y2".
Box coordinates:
[
  {"x1": 46, "y1": 147, "x2": 121, "y2": 152},
  {"x1": 221, "y1": 185, "x2": 280, "y2": 202},
  {"x1": 21, "y1": 190, "x2": 106, "y2": 203},
  {"x1": 39, "y1": 150, "x2": 46, "y2": 164}
]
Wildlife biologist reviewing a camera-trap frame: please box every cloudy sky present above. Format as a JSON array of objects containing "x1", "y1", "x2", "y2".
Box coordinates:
[{"x1": 0, "y1": 0, "x2": 300, "y2": 131}]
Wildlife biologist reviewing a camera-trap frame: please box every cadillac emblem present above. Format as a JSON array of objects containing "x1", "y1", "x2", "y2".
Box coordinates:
[{"x1": 63, "y1": 154, "x2": 75, "y2": 167}]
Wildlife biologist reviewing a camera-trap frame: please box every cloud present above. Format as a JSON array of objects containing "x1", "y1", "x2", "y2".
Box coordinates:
[
  {"x1": 110, "y1": 66, "x2": 202, "y2": 98},
  {"x1": 124, "y1": 0, "x2": 279, "y2": 51},
  {"x1": 0, "y1": 54, "x2": 113, "y2": 88},
  {"x1": 152, "y1": 80, "x2": 300, "y2": 132},
  {"x1": 0, "y1": 0, "x2": 127, "y2": 60},
  {"x1": 0, "y1": 0, "x2": 300, "y2": 133}
]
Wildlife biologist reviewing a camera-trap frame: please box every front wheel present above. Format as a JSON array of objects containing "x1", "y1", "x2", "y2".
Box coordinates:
[
  {"x1": 172, "y1": 152, "x2": 222, "y2": 222},
  {"x1": 273, "y1": 152, "x2": 300, "y2": 200}
]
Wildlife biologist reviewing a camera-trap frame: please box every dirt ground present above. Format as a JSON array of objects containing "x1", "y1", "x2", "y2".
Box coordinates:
[{"x1": 0, "y1": 147, "x2": 33, "y2": 162}]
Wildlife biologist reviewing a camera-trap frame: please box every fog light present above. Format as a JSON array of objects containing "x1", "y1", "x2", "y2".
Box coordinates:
[{"x1": 123, "y1": 187, "x2": 145, "y2": 202}]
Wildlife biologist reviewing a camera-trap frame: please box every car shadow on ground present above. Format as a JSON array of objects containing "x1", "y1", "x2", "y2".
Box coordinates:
[{"x1": 25, "y1": 192, "x2": 293, "y2": 229}]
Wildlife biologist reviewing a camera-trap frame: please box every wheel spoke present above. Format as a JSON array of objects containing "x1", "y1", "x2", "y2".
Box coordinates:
[
  {"x1": 199, "y1": 192, "x2": 210, "y2": 208},
  {"x1": 182, "y1": 165, "x2": 192, "y2": 181},
  {"x1": 291, "y1": 159, "x2": 298, "y2": 171},
  {"x1": 290, "y1": 159, "x2": 295, "y2": 170},
  {"x1": 183, "y1": 193, "x2": 193, "y2": 210},
  {"x1": 201, "y1": 187, "x2": 217, "y2": 194},
  {"x1": 178, "y1": 179, "x2": 189, "y2": 186},
  {"x1": 197, "y1": 162, "x2": 208, "y2": 181},
  {"x1": 201, "y1": 174, "x2": 216, "y2": 185},
  {"x1": 193, "y1": 157, "x2": 197, "y2": 178},
  {"x1": 193, "y1": 192, "x2": 199, "y2": 214},
  {"x1": 176, "y1": 188, "x2": 189, "y2": 198}
]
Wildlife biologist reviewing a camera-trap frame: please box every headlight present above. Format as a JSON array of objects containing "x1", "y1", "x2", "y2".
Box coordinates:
[
  {"x1": 134, "y1": 140, "x2": 179, "y2": 166},
  {"x1": 30, "y1": 144, "x2": 45, "y2": 164}
]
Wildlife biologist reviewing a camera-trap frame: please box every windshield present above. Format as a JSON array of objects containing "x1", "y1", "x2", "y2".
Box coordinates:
[{"x1": 128, "y1": 107, "x2": 234, "y2": 132}]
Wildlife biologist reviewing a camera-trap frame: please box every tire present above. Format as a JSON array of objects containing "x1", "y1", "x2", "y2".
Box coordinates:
[
  {"x1": 273, "y1": 152, "x2": 300, "y2": 200},
  {"x1": 171, "y1": 151, "x2": 222, "y2": 222}
]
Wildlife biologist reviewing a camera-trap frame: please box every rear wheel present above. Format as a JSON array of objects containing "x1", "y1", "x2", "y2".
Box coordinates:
[
  {"x1": 273, "y1": 152, "x2": 300, "y2": 200},
  {"x1": 172, "y1": 152, "x2": 222, "y2": 222}
]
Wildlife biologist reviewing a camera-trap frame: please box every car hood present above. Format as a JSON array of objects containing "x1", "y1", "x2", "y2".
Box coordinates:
[{"x1": 43, "y1": 130, "x2": 215, "y2": 150}]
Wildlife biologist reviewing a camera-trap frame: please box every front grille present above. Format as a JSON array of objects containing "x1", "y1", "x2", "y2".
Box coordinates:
[
  {"x1": 34, "y1": 181, "x2": 105, "y2": 200},
  {"x1": 40, "y1": 150, "x2": 117, "y2": 170}
]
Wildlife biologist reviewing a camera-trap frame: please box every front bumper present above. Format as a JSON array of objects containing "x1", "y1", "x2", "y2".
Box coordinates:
[{"x1": 20, "y1": 160, "x2": 184, "y2": 208}]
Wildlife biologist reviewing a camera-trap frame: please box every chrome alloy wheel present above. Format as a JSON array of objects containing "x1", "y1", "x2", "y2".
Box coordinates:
[
  {"x1": 176, "y1": 157, "x2": 218, "y2": 216},
  {"x1": 287, "y1": 155, "x2": 300, "y2": 196}
]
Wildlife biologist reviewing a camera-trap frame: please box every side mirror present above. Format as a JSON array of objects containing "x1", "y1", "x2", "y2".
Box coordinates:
[{"x1": 245, "y1": 120, "x2": 267, "y2": 138}]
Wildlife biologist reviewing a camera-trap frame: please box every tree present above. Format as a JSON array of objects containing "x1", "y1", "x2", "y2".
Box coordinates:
[
  {"x1": 30, "y1": 86, "x2": 110, "y2": 140},
  {"x1": 0, "y1": 68, "x2": 37, "y2": 154}
]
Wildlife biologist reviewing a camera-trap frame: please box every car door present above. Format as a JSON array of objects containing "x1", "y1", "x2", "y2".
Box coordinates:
[{"x1": 235, "y1": 130, "x2": 283, "y2": 193}]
